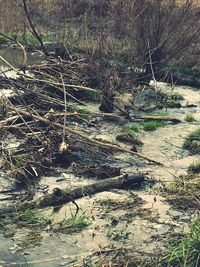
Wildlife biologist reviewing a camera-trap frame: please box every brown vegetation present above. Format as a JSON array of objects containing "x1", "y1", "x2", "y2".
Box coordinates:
[{"x1": 0, "y1": 1, "x2": 199, "y2": 75}]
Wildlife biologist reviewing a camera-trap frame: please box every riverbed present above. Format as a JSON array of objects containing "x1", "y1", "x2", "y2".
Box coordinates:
[{"x1": 0, "y1": 51, "x2": 200, "y2": 266}]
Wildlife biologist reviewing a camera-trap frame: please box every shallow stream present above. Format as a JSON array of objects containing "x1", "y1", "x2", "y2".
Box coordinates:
[{"x1": 0, "y1": 52, "x2": 200, "y2": 266}]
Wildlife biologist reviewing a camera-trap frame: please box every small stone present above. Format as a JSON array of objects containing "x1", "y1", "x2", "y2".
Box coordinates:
[
  {"x1": 116, "y1": 132, "x2": 143, "y2": 146},
  {"x1": 45, "y1": 225, "x2": 51, "y2": 231},
  {"x1": 23, "y1": 252, "x2": 31, "y2": 256},
  {"x1": 62, "y1": 255, "x2": 68, "y2": 259},
  {"x1": 9, "y1": 244, "x2": 18, "y2": 251}
]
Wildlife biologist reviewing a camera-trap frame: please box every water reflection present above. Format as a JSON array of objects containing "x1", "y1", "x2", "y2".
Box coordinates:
[
  {"x1": 0, "y1": 47, "x2": 42, "y2": 70},
  {"x1": 0, "y1": 47, "x2": 43, "y2": 78}
]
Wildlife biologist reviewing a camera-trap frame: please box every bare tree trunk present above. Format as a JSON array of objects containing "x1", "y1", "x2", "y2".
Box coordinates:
[{"x1": 22, "y1": 0, "x2": 49, "y2": 56}]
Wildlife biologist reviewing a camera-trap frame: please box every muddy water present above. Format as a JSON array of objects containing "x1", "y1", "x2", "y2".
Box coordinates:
[
  {"x1": 0, "y1": 83, "x2": 200, "y2": 266},
  {"x1": 111, "y1": 85, "x2": 200, "y2": 181},
  {"x1": 140, "y1": 85, "x2": 200, "y2": 180}
]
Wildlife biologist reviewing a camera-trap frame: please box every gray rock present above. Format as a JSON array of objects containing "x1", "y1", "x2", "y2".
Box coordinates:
[
  {"x1": 133, "y1": 88, "x2": 158, "y2": 111},
  {"x1": 44, "y1": 42, "x2": 71, "y2": 59},
  {"x1": 44, "y1": 42, "x2": 61, "y2": 53},
  {"x1": 116, "y1": 132, "x2": 143, "y2": 146},
  {"x1": 114, "y1": 93, "x2": 133, "y2": 111}
]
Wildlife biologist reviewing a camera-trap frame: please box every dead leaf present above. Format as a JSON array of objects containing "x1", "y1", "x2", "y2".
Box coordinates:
[{"x1": 59, "y1": 141, "x2": 69, "y2": 152}]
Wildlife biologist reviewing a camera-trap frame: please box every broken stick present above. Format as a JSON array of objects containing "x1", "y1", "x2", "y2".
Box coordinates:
[{"x1": 0, "y1": 173, "x2": 144, "y2": 216}]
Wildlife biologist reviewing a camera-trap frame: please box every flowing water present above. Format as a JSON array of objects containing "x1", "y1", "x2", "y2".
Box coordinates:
[{"x1": 0, "y1": 53, "x2": 200, "y2": 266}]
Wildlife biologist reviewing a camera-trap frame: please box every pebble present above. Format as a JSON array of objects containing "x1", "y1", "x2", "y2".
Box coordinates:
[
  {"x1": 9, "y1": 244, "x2": 18, "y2": 251},
  {"x1": 23, "y1": 252, "x2": 30, "y2": 255},
  {"x1": 167, "y1": 209, "x2": 183, "y2": 218}
]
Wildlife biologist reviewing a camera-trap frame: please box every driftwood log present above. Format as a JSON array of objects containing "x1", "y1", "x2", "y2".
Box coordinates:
[{"x1": 0, "y1": 173, "x2": 144, "y2": 216}]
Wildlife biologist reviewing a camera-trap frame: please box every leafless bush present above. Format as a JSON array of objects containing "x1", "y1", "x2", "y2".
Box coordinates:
[
  {"x1": 0, "y1": 0, "x2": 23, "y2": 33},
  {"x1": 0, "y1": 0, "x2": 199, "y2": 83},
  {"x1": 130, "y1": 0, "x2": 200, "y2": 80}
]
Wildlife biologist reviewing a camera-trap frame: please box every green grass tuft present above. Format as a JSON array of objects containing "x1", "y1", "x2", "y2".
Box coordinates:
[
  {"x1": 129, "y1": 123, "x2": 140, "y2": 132},
  {"x1": 71, "y1": 105, "x2": 91, "y2": 119},
  {"x1": 163, "y1": 217, "x2": 200, "y2": 267},
  {"x1": 17, "y1": 209, "x2": 50, "y2": 226},
  {"x1": 188, "y1": 160, "x2": 200, "y2": 174},
  {"x1": 146, "y1": 111, "x2": 169, "y2": 117},
  {"x1": 183, "y1": 128, "x2": 200, "y2": 153},
  {"x1": 59, "y1": 213, "x2": 89, "y2": 232},
  {"x1": 170, "y1": 92, "x2": 184, "y2": 101},
  {"x1": 99, "y1": 198, "x2": 113, "y2": 213},
  {"x1": 142, "y1": 121, "x2": 167, "y2": 131},
  {"x1": 13, "y1": 155, "x2": 25, "y2": 169},
  {"x1": 0, "y1": 209, "x2": 51, "y2": 235}
]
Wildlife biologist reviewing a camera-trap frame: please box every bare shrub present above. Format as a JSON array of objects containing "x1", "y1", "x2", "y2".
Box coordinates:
[
  {"x1": 130, "y1": 0, "x2": 200, "y2": 80},
  {"x1": 0, "y1": 0, "x2": 199, "y2": 84}
]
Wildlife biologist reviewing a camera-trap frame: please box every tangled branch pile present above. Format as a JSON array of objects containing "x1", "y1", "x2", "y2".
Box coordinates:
[{"x1": 0, "y1": 56, "x2": 161, "y2": 193}]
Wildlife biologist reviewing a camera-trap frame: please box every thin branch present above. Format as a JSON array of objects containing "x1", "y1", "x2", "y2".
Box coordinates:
[
  {"x1": 60, "y1": 74, "x2": 67, "y2": 143},
  {"x1": 10, "y1": 107, "x2": 163, "y2": 166}
]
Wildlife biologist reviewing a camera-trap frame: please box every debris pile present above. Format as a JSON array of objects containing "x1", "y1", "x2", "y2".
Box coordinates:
[{"x1": 0, "y1": 57, "x2": 156, "y2": 202}]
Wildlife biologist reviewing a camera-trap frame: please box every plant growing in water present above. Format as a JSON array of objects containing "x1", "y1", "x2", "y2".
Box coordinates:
[
  {"x1": 183, "y1": 128, "x2": 200, "y2": 153},
  {"x1": 59, "y1": 213, "x2": 89, "y2": 232}
]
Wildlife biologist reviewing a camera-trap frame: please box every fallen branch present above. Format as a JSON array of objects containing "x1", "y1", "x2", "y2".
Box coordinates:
[
  {"x1": 12, "y1": 107, "x2": 163, "y2": 165},
  {"x1": 24, "y1": 76, "x2": 97, "y2": 92},
  {"x1": 0, "y1": 173, "x2": 145, "y2": 215},
  {"x1": 0, "y1": 55, "x2": 97, "y2": 93},
  {"x1": 0, "y1": 115, "x2": 20, "y2": 125}
]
